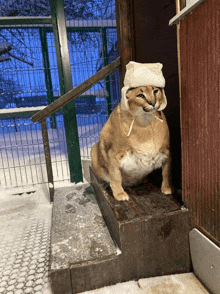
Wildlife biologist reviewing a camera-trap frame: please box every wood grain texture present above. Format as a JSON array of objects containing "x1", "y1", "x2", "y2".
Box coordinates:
[
  {"x1": 179, "y1": 0, "x2": 220, "y2": 243},
  {"x1": 115, "y1": 0, "x2": 135, "y2": 88}
]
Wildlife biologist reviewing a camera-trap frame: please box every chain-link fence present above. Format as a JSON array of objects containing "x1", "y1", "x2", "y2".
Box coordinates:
[{"x1": 0, "y1": 0, "x2": 120, "y2": 188}]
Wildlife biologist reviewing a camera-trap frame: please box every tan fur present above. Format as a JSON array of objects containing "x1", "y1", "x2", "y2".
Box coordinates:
[{"x1": 91, "y1": 86, "x2": 174, "y2": 201}]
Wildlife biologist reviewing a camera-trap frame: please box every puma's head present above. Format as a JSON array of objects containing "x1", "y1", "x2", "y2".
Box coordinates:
[{"x1": 125, "y1": 86, "x2": 167, "y2": 115}]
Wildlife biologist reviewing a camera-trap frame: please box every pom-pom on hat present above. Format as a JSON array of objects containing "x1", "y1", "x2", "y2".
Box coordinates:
[{"x1": 121, "y1": 61, "x2": 167, "y2": 111}]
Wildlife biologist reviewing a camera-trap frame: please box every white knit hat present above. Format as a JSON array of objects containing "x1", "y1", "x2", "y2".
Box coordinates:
[
  {"x1": 124, "y1": 61, "x2": 165, "y2": 88},
  {"x1": 121, "y1": 61, "x2": 167, "y2": 111}
]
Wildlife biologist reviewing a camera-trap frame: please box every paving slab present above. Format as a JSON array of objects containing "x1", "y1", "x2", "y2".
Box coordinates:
[
  {"x1": 82, "y1": 281, "x2": 143, "y2": 294},
  {"x1": 0, "y1": 185, "x2": 52, "y2": 294},
  {"x1": 80, "y1": 273, "x2": 209, "y2": 294},
  {"x1": 138, "y1": 273, "x2": 209, "y2": 294}
]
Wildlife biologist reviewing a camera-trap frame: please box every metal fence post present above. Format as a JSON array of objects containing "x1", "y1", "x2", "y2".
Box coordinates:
[
  {"x1": 102, "y1": 28, "x2": 112, "y2": 116},
  {"x1": 39, "y1": 28, "x2": 56, "y2": 129},
  {"x1": 49, "y1": 0, "x2": 83, "y2": 183}
]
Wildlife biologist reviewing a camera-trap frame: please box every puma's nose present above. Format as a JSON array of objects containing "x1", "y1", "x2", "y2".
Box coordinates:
[{"x1": 147, "y1": 99, "x2": 156, "y2": 107}]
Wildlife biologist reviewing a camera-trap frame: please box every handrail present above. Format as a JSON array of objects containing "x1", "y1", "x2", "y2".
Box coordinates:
[{"x1": 31, "y1": 57, "x2": 121, "y2": 123}]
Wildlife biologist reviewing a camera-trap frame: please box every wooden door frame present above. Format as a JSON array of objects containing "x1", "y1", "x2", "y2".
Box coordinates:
[{"x1": 115, "y1": 0, "x2": 135, "y2": 88}]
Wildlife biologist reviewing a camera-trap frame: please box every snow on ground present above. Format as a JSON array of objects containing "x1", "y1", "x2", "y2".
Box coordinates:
[
  {"x1": 0, "y1": 166, "x2": 209, "y2": 294},
  {"x1": 0, "y1": 181, "x2": 90, "y2": 294},
  {"x1": 0, "y1": 183, "x2": 53, "y2": 294}
]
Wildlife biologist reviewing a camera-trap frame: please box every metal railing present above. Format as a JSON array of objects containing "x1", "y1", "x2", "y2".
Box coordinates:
[
  {"x1": 0, "y1": 0, "x2": 120, "y2": 193},
  {"x1": 31, "y1": 57, "x2": 121, "y2": 201}
]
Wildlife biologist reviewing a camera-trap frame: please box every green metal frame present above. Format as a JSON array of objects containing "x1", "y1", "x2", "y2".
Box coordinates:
[
  {"x1": 0, "y1": 109, "x2": 43, "y2": 118},
  {"x1": 39, "y1": 28, "x2": 57, "y2": 129},
  {"x1": 0, "y1": 16, "x2": 52, "y2": 26},
  {"x1": 49, "y1": 0, "x2": 83, "y2": 184},
  {"x1": 0, "y1": 2, "x2": 117, "y2": 185},
  {"x1": 102, "y1": 28, "x2": 112, "y2": 116}
]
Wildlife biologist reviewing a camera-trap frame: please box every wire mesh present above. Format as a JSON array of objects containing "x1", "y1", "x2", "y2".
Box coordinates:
[
  {"x1": 0, "y1": 28, "x2": 48, "y2": 108},
  {"x1": 0, "y1": 115, "x2": 70, "y2": 188},
  {"x1": 0, "y1": 0, "x2": 120, "y2": 188}
]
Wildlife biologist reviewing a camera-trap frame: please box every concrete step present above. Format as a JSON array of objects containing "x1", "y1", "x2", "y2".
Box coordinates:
[
  {"x1": 50, "y1": 169, "x2": 191, "y2": 294},
  {"x1": 89, "y1": 169, "x2": 191, "y2": 283},
  {"x1": 50, "y1": 183, "x2": 120, "y2": 294}
]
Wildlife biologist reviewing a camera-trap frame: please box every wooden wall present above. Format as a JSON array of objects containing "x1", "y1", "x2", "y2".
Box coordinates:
[{"x1": 179, "y1": 0, "x2": 220, "y2": 244}]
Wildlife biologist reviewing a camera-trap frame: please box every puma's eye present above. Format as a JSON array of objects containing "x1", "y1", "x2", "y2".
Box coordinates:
[
  {"x1": 153, "y1": 89, "x2": 159, "y2": 95},
  {"x1": 136, "y1": 93, "x2": 145, "y2": 99}
]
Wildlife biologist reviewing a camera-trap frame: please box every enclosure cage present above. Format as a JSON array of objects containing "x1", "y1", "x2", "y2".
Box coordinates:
[{"x1": 0, "y1": 0, "x2": 120, "y2": 189}]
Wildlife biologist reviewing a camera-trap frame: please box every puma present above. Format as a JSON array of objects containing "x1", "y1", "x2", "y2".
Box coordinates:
[{"x1": 91, "y1": 84, "x2": 173, "y2": 201}]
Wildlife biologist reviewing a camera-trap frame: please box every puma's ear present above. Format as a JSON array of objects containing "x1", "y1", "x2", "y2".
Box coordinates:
[
  {"x1": 126, "y1": 87, "x2": 135, "y2": 99},
  {"x1": 121, "y1": 86, "x2": 130, "y2": 111},
  {"x1": 126, "y1": 89, "x2": 131, "y2": 99},
  {"x1": 158, "y1": 88, "x2": 167, "y2": 111}
]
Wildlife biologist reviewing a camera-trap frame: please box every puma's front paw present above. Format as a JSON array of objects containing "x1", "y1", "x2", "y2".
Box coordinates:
[
  {"x1": 161, "y1": 184, "x2": 174, "y2": 195},
  {"x1": 114, "y1": 191, "x2": 129, "y2": 201}
]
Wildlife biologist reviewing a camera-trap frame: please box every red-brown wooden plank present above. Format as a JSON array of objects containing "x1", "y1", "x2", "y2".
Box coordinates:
[{"x1": 179, "y1": 0, "x2": 220, "y2": 243}]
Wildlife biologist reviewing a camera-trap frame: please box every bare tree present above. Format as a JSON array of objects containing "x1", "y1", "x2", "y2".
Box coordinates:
[
  {"x1": 0, "y1": 74, "x2": 21, "y2": 108},
  {"x1": 0, "y1": 0, "x2": 116, "y2": 59},
  {"x1": 0, "y1": 0, "x2": 115, "y2": 20}
]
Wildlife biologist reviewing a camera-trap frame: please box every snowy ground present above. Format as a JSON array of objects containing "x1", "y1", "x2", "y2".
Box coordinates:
[
  {"x1": 0, "y1": 184, "x2": 53, "y2": 294},
  {"x1": 0, "y1": 183, "x2": 209, "y2": 294}
]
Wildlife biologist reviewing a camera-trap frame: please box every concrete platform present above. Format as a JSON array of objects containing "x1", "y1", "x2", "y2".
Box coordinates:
[
  {"x1": 49, "y1": 167, "x2": 192, "y2": 293},
  {"x1": 50, "y1": 183, "x2": 118, "y2": 270},
  {"x1": 83, "y1": 273, "x2": 209, "y2": 293},
  {"x1": 50, "y1": 183, "x2": 119, "y2": 293}
]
